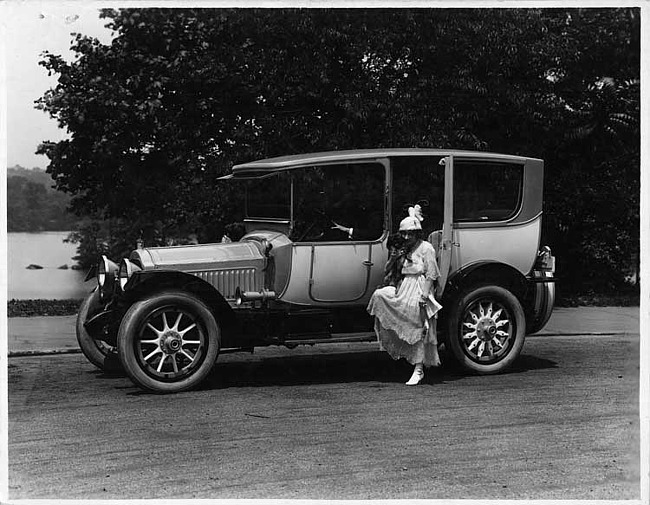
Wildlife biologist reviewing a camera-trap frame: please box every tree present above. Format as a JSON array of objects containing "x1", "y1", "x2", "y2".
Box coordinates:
[
  {"x1": 37, "y1": 8, "x2": 639, "y2": 293},
  {"x1": 7, "y1": 167, "x2": 78, "y2": 232}
]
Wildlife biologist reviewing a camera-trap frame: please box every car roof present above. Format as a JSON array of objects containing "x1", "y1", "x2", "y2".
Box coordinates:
[{"x1": 224, "y1": 148, "x2": 541, "y2": 179}]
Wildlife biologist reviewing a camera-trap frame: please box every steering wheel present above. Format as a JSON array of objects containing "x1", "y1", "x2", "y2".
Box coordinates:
[
  {"x1": 295, "y1": 222, "x2": 320, "y2": 242},
  {"x1": 294, "y1": 209, "x2": 328, "y2": 242}
]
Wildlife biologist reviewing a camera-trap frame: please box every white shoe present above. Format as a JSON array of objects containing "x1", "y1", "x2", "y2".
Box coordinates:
[{"x1": 405, "y1": 366, "x2": 424, "y2": 386}]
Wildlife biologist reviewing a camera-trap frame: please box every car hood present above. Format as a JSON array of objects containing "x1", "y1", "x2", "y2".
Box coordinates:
[{"x1": 131, "y1": 241, "x2": 266, "y2": 272}]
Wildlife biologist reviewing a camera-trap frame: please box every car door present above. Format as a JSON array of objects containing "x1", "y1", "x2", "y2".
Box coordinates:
[
  {"x1": 437, "y1": 155, "x2": 454, "y2": 297},
  {"x1": 309, "y1": 241, "x2": 382, "y2": 302},
  {"x1": 310, "y1": 161, "x2": 388, "y2": 303},
  {"x1": 451, "y1": 156, "x2": 529, "y2": 274},
  {"x1": 389, "y1": 155, "x2": 448, "y2": 298},
  {"x1": 281, "y1": 161, "x2": 388, "y2": 305}
]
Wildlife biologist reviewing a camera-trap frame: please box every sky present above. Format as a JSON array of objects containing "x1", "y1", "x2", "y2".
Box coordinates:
[{"x1": 3, "y1": 2, "x2": 115, "y2": 169}]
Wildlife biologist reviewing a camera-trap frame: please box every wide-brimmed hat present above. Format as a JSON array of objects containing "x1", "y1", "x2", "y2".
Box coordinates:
[{"x1": 399, "y1": 204, "x2": 424, "y2": 231}]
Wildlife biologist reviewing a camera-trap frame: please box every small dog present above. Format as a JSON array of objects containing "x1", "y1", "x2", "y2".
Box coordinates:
[{"x1": 384, "y1": 233, "x2": 406, "y2": 287}]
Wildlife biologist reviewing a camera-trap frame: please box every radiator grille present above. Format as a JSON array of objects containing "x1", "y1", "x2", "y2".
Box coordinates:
[{"x1": 192, "y1": 268, "x2": 259, "y2": 300}]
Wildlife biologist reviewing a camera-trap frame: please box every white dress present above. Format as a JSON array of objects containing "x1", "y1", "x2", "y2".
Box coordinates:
[{"x1": 367, "y1": 240, "x2": 443, "y2": 367}]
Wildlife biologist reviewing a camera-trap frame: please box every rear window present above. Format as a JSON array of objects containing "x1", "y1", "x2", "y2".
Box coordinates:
[{"x1": 454, "y1": 161, "x2": 523, "y2": 222}]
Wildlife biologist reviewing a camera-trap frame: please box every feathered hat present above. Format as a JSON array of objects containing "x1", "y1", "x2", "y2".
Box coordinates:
[{"x1": 399, "y1": 204, "x2": 424, "y2": 231}]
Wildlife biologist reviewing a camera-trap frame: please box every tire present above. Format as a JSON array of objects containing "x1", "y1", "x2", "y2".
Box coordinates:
[
  {"x1": 526, "y1": 280, "x2": 556, "y2": 335},
  {"x1": 447, "y1": 285, "x2": 526, "y2": 374},
  {"x1": 117, "y1": 291, "x2": 221, "y2": 393},
  {"x1": 76, "y1": 289, "x2": 120, "y2": 371}
]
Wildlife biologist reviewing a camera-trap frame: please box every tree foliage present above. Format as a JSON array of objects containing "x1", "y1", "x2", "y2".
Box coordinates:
[{"x1": 37, "y1": 8, "x2": 640, "y2": 293}]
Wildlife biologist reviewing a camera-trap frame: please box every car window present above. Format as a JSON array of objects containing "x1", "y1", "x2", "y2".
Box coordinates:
[
  {"x1": 290, "y1": 163, "x2": 385, "y2": 242},
  {"x1": 246, "y1": 171, "x2": 291, "y2": 219},
  {"x1": 454, "y1": 161, "x2": 523, "y2": 222},
  {"x1": 391, "y1": 156, "x2": 445, "y2": 237}
]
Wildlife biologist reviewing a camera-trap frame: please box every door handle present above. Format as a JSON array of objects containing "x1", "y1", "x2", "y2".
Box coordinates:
[
  {"x1": 362, "y1": 260, "x2": 374, "y2": 267},
  {"x1": 443, "y1": 240, "x2": 460, "y2": 249}
]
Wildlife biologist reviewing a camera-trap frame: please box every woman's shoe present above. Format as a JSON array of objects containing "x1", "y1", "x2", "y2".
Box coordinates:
[{"x1": 405, "y1": 365, "x2": 424, "y2": 385}]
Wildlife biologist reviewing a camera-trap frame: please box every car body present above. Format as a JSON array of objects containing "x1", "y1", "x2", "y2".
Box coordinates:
[{"x1": 77, "y1": 149, "x2": 556, "y2": 392}]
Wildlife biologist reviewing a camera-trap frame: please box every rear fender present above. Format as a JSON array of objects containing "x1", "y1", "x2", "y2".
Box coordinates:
[
  {"x1": 524, "y1": 274, "x2": 556, "y2": 334},
  {"x1": 442, "y1": 261, "x2": 528, "y2": 311},
  {"x1": 122, "y1": 270, "x2": 237, "y2": 330}
]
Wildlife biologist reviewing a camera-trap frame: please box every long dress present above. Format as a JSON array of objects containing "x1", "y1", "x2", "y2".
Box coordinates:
[{"x1": 367, "y1": 240, "x2": 443, "y2": 367}]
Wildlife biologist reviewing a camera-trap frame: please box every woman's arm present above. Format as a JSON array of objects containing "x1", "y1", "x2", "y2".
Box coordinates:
[
  {"x1": 420, "y1": 242, "x2": 440, "y2": 302},
  {"x1": 420, "y1": 277, "x2": 435, "y2": 304}
]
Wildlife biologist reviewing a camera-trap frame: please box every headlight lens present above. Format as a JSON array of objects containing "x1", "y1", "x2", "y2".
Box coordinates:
[
  {"x1": 97, "y1": 255, "x2": 118, "y2": 295},
  {"x1": 118, "y1": 258, "x2": 141, "y2": 290}
]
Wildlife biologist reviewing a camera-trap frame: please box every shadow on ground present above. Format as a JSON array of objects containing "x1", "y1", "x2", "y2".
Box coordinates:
[
  {"x1": 92, "y1": 347, "x2": 557, "y2": 395},
  {"x1": 197, "y1": 350, "x2": 557, "y2": 391}
]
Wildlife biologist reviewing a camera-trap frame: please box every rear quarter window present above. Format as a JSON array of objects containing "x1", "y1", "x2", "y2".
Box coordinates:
[{"x1": 454, "y1": 161, "x2": 523, "y2": 222}]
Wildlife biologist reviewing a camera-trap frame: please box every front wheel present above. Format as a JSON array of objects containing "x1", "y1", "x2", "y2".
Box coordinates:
[
  {"x1": 447, "y1": 285, "x2": 526, "y2": 374},
  {"x1": 118, "y1": 291, "x2": 221, "y2": 393}
]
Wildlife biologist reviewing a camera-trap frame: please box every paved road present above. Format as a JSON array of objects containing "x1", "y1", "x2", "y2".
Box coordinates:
[{"x1": 7, "y1": 331, "x2": 641, "y2": 500}]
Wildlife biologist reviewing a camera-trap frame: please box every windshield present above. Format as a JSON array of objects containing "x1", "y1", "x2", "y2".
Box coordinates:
[{"x1": 244, "y1": 162, "x2": 386, "y2": 242}]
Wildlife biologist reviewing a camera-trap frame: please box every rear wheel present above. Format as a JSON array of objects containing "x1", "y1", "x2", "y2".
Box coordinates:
[
  {"x1": 118, "y1": 291, "x2": 220, "y2": 393},
  {"x1": 447, "y1": 285, "x2": 525, "y2": 374},
  {"x1": 76, "y1": 289, "x2": 120, "y2": 371}
]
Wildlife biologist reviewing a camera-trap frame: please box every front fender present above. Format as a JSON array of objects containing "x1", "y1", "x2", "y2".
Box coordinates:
[
  {"x1": 122, "y1": 270, "x2": 237, "y2": 330},
  {"x1": 83, "y1": 308, "x2": 119, "y2": 346}
]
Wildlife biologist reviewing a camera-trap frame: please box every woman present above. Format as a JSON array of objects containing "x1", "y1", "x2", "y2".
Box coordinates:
[{"x1": 367, "y1": 205, "x2": 443, "y2": 385}]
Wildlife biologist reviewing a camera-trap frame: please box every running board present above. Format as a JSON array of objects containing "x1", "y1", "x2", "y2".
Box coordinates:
[{"x1": 284, "y1": 332, "x2": 376, "y2": 346}]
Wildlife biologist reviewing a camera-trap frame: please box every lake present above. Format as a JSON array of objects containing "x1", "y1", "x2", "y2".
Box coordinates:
[{"x1": 7, "y1": 232, "x2": 93, "y2": 300}]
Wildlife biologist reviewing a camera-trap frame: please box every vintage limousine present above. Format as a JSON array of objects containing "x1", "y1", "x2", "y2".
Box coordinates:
[{"x1": 77, "y1": 149, "x2": 556, "y2": 393}]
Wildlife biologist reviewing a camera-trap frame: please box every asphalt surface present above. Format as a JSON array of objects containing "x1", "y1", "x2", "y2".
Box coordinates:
[
  {"x1": 6, "y1": 306, "x2": 645, "y2": 500},
  {"x1": 6, "y1": 305, "x2": 641, "y2": 356},
  {"x1": 8, "y1": 331, "x2": 642, "y2": 499}
]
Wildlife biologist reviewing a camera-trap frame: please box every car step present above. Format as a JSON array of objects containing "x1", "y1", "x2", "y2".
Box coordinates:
[{"x1": 283, "y1": 332, "x2": 376, "y2": 346}]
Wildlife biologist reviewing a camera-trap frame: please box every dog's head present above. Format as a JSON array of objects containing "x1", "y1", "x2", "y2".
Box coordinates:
[{"x1": 387, "y1": 233, "x2": 405, "y2": 252}]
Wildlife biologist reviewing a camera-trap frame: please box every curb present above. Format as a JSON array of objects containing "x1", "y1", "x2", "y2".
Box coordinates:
[
  {"x1": 7, "y1": 331, "x2": 633, "y2": 358},
  {"x1": 530, "y1": 331, "x2": 631, "y2": 337}
]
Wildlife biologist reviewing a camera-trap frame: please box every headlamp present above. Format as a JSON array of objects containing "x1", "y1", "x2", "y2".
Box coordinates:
[
  {"x1": 118, "y1": 258, "x2": 141, "y2": 290},
  {"x1": 97, "y1": 255, "x2": 118, "y2": 295}
]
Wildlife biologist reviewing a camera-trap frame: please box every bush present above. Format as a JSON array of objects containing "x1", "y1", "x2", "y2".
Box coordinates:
[{"x1": 8, "y1": 299, "x2": 83, "y2": 317}]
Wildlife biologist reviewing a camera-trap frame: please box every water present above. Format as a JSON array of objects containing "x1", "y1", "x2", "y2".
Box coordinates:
[{"x1": 7, "y1": 232, "x2": 93, "y2": 300}]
